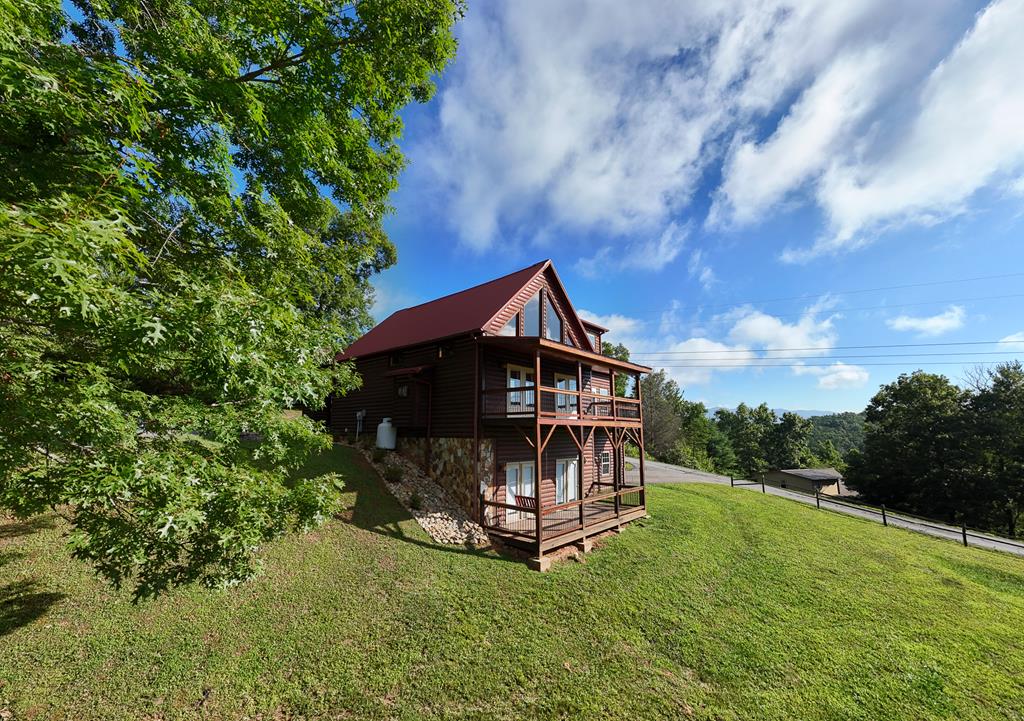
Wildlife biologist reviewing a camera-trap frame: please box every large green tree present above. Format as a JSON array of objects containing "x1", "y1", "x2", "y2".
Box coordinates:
[
  {"x1": 714, "y1": 403, "x2": 776, "y2": 479},
  {"x1": 846, "y1": 372, "x2": 967, "y2": 520},
  {"x1": 0, "y1": 0, "x2": 461, "y2": 596},
  {"x1": 639, "y1": 370, "x2": 685, "y2": 461},
  {"x1": 966, "y1": 362, "x2": 1024, "y2": 536}
]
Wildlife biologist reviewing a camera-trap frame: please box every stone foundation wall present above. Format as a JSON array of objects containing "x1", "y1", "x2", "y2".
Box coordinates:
[
  {"x1": 393, "y1": 436, "x2": 494, "y2": 518},
  {"x1": 395, "y1": 437, "x2": 429, "y2": 469}
]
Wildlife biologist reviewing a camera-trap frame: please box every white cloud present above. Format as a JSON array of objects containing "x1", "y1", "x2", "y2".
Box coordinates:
[
  {"x1": 886, "y1": 305, "x2": 965, "y2": 336},
  {"x1": 599, "y1": 297, "x2": 840, "y2": 388},
  {"x1": 577, "y1": 309, "x2": 645, "y2": 344},
  {"x1": 712, "y1": 47, "x2": 889, "y2": 226},
  {"x1": 999, "y1": 332, "x2": 1024, "y2": 351},
  {"x1": 576, "y1": 222, "x2": 687, "y2": 277},
  {"x1": 722, "y1": 296, "x2": 839, "y2": 356},
  {"x1": 788, "y1": 0, "x2": 1024, "y2": 259},
  {"x1": 793, "y1": 362, "x2": 870, "y2": 389},
  {"x1": 418, "y1": 0, "x2": 980, "y2": 261},
  {"x1": 687, "y1": 249, "x2": 716, "y2": 291},
  {"x1": 655, "y1": 337, "x2": 758, "y2": 386}
]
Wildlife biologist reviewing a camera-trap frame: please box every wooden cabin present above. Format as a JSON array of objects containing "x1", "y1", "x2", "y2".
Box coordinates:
[{"x1": 330, "y1": 260, "x2": 651, "y2": 568}]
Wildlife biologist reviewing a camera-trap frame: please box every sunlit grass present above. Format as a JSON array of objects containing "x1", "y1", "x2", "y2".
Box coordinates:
[{"x1": 2, "y1": 445, "x2": 1022, "y2": 720}]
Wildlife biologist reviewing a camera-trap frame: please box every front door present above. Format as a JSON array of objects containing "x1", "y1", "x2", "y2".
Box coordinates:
[
  {"x1": 506, "y1": 461, "x2": 536, "y2": 522},
  {"x1": 507, "y1": 365, "x2": 536, "y2": 415},
  {"x1": 555, "y1": 457, "x2": 579, "y2": 505}
]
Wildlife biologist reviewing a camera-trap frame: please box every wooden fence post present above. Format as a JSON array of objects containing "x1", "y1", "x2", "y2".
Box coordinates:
[
  {"x1": 881, "y1": 504, "x2": 888, "y2": 527},
  {"x1": 962, "y1": 523, "x2": 968, "y2": 547},
  {"x1": 815, "y1": 489, "x2": 821, "y2": 509},
  {"x1": 761, "y1": 475, "x2": 766, "y2": 494},
  {"x1": 730, "y1": 476, "x2": 734, "y2": 487}
]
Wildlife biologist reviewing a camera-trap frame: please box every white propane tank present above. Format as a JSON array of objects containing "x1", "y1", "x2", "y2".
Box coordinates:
[{"x1": 376, "y1": 418, "x2": 397, "y2": 449}]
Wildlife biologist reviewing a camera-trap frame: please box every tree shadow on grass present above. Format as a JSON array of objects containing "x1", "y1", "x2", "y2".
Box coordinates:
[
  {"x1": 336, "y1": 447, "x2": 516, "y2": 564},
  {"x1": 0, "y1": 514, "x2": 56, "y2": 539},
  {"x1": 0, "y1": 579, "x2": 65, "y2": 636},
  {"x1": 0, "y1": 550, "x2": 66, "y2": 636},
  {"x1": 0, "y1": 517, "x2": 67, "y2": 635}
]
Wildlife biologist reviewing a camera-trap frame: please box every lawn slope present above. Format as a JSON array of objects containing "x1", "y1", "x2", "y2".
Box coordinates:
[{"x1": 2, "y1": 445, "x2": 1023, "y2": 720}]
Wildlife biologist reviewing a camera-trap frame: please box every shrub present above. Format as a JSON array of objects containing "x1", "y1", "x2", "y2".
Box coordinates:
[
  {"x1": 409, "y1": 491, "x2": 423, "y2": 511},
  {"x1": 384, "y1": 463, "x2": 403, "y2": 483},
  {"x1": 372, "y1": 447, "x2": 388, "y2": 464}
]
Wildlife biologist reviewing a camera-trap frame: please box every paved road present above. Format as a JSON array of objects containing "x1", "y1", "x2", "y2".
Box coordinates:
[{"x1": 630, "y1": 457, "x2": 1024, "y2": 557}]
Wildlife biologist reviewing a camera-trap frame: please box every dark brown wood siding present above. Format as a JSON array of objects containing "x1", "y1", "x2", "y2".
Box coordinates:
[
  {"x1": 330, "y1": 335, "x2": 477, "y2": 439},
  {"x1": 490, "y1": 425, "x2": 613, "y2": 507}
]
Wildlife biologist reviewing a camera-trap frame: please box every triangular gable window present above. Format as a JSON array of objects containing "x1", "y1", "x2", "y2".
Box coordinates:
[
  {"x1": 524, "y1": 292, "x2": 541, "y2": 336},
  {"x1": 546, "y1": 296, "x2": 562, "y2": 342}
]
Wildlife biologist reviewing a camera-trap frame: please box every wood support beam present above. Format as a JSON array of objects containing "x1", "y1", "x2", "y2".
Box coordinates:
[
  {"x1": 566, "y1": 426, "x2": 584, "y2": 453},
  {"x1": 539, "y1": 424, "x2": 558, "y2": 456},
  {"x1": 514, "y1": 425, "x2": 536, "y2": 449}
]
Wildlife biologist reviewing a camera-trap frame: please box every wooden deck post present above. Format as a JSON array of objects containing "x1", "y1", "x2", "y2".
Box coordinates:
[
  {"x1": 577, "y1": 361, "x2": 585, "y2": 532},
  {"x1": 610, "y1": 371, "x2": 617, "y2": 419},
  {"x1": 613, "y1": 429, "x2": 621, "y2": 519},
  {"x1": 473, "y1": 337, "x2": 481, "y2": 524},
  {"x1": 534, "y1": 349, "x2": 543, "y2": 558},
  {"x1": 636, "y1": 372, "x2": 646, "y2": 512}
]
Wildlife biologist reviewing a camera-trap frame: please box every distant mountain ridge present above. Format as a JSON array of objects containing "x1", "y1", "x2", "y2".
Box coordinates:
[{"x1": 707, "y1": 407, "x2": 844, "y2": 419}]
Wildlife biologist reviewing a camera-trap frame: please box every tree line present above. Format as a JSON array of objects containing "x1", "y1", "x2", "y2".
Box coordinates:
[
  {"x1": 633, "y1": 341, "x2": 1024, "y2": 538},
  {"x1": 846, "y1": 364, "x2": 1024, "y2": 538},
  {"x1": 637, "y1": 368, "x2": 853, "y2": 480}
]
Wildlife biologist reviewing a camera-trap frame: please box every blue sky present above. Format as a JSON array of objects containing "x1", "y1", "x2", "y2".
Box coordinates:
[{"x1": 370, "y1": 0, "x2": 1024, "y2": 412}]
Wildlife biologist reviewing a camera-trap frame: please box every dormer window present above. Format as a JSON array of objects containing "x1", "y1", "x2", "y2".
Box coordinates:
[{"x1": 545, "y1": 296, "x2": 562, "y2": 342}]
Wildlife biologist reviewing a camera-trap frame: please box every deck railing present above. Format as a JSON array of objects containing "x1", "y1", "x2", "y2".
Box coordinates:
[
  {"x1": 480, "y1": 485, "x2": 645, "y2": 544},
  {"x1": 480, "y1": 386, "x2": 641, "y2": 423}
]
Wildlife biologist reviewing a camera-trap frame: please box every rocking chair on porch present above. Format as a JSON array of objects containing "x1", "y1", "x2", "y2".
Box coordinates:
[{"x1": 515, "y1": 495, "x2": 538, "y2": 511}]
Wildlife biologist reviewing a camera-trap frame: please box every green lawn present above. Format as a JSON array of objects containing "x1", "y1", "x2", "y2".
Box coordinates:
[{"x1": 2, "y1": 445, "x2": 1023, "y2": 720}]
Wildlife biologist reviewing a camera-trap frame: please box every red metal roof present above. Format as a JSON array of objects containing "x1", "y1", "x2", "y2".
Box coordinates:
[{"x1": 338, "y1": 260, "x2": 549, "y2": 360}]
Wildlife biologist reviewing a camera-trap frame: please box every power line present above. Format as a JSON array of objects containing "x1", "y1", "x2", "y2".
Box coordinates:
[
  {"x1": 623, "y1": 271, "x2": 1024, "y2": 316},
  {"x1": 640, "y1": 351, "x2": 1024, "y2": 362},
  {"x1": 653, "y1": 360, "x2": 1019, "y2": 368},
  {"x1": 630, "y1": 340, "x2": 1023, "y2": 356}
]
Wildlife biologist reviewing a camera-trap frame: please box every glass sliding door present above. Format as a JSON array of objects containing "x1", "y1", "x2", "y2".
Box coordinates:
[
  {"x1": 555, "y1": 457, "x2": 579, "y2": 505},
  {"x1": 506, "y1": 461, "x2": 536, "y2": 523}
]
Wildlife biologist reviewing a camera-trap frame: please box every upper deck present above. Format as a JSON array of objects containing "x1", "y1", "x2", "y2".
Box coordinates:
[{"x1": 477, "y1": 336, "x2": 645, "y2": 427}]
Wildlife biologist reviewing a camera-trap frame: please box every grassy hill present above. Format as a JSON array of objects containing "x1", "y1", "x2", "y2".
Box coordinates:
[{"x1": 2, "y1": 446, "x2": 1023, "y2": 721}]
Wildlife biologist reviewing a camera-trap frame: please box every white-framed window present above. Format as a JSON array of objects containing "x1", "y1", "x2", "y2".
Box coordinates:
[
  {"x1": 505, "y1": 460, "x2": 536, "y2": 521},
  {"x1": 555, "y1": 457, "x2": 579, "y2": 504},
  {"x1": 506, "y1": 364, "x2": 536, "y2": 415},
  {"x1": 554, "y1": 373, "x2": 578, "y2": 415},
  {"x1": 600, "y1": 451, "x2": 611, "y2": 476}
]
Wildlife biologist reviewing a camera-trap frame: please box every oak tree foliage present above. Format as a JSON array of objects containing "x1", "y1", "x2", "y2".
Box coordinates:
[{"x1": 0, "y1": 0, "x2": 461, "y2": 596}]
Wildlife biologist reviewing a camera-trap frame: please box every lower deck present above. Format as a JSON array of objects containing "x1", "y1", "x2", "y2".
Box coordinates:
[{"x1": 478, "y1": 422, "x2": 646, "y2": 557}]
